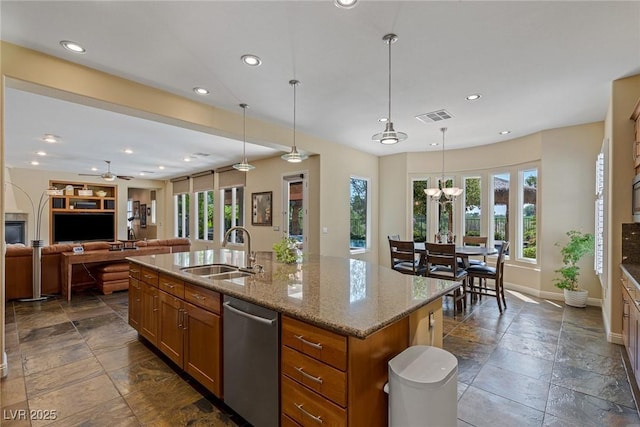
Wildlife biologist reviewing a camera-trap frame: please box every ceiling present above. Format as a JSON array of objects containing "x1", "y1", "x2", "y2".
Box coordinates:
[{"x1": 2, "y1": 1, "x2": 640, "y2": 180}]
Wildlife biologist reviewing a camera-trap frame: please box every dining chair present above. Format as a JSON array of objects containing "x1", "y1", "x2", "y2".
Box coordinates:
[
  {"x1": 388, "y1": 239, "x2": 427, "y2": 276},
  {"x1": 425, "y1": 243, "x2": 468, "y2": 315},
  {"x1": 466, "y1": 241, "x2": 510, "y2": 312}
]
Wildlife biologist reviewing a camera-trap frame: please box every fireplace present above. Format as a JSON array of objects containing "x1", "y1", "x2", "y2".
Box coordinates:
[{"x1": 5, "y1": 213, "x2": 28, "y2": 244}]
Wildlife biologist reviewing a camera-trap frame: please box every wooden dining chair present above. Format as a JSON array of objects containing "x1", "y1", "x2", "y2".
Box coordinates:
[
  {"x1": 425, "y1": 243, "x2": 468, "y2": 315},
  {"x1": 466, "y1": 241, "x2": 510, "y2": 312},
  {"x1": 388, "y1": 239, "x2": 427, "y2": 276}
]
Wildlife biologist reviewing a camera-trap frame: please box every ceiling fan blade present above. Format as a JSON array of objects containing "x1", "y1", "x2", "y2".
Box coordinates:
[
  {"x1": 117, "y1": 175, "x2": 135, "y2": 180},
  {"x1": 78, "y1": 173, "x2": 102, "y2": 176}
]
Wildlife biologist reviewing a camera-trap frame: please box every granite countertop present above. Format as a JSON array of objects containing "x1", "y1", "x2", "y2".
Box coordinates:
[
  {"x1": 127, "y1": 250, "x2": 461, "y2": 339},
  {"x1": 621, "y1": 264, "x2": 640, "y2": 289}
]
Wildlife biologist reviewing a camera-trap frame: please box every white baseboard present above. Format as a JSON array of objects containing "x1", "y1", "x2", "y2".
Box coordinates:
[{"x1": 503, "y1": 282, "x2": 602, "y2": 307}]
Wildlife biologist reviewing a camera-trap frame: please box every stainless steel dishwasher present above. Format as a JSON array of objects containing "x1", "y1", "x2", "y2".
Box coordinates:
[{"x1": 223, "y1": 295, "x2": 279, "y2": 427}]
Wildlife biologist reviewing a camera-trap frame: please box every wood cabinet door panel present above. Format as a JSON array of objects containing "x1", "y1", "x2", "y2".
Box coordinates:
[
  {"x1": 129, "y1": 262, "x2": 141, "y2": 280},
  {"x1": 140, "y1": 281, "x2": 159, "y2": 346},
  {"x1": 282, "y1": 316, "x2": 347, "y2": 371},
  {"x1": 128, "y1": 277, "x2": 142, "y2": 331},
  {"x1": 140, "y1": 267, "x2": 159, "y2": 287},
  {"x1": 158, "y1": 290, "x2": 184, "y2": 367},
  {"x1": 184, "y1": 301, "x2": 222, "y2": 397},
  {"x1": 281, "y1": 375, "x2": 347, "y2": 427},
  {"x1": 282, "y1": 346, "x2": 347, "y2": 407},
  {"x1": 184, "y1": 283, "x2": 221, "y2": 314}
]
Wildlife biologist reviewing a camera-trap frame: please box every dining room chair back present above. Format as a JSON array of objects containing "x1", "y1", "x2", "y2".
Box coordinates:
[
  {"x1": 461, "y1": 236, "x2": 488, "y2": 267},
  {"x1": 425, "y1": 243, "x2": 467, "y2": 314},
  {"x1": 466, "y1": 241, "x2": 510, "y2": 312},
  {"x1": 388, "y1": 239, "x2": 427, "y2": 276}
]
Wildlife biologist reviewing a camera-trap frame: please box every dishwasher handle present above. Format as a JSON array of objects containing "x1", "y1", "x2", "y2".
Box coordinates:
[{"x1": 223, "y1": 301, "x2": 277, "y2": 326}]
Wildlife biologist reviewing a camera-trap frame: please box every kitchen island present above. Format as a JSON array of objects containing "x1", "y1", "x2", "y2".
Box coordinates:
[{"x1": 127, "y1": 249, "x2": 461, "y2": 427}]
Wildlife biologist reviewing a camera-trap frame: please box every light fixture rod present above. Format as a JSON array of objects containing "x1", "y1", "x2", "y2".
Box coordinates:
[
  {"x1": 441, "y1": 127, "x2": 447, "y2": 185},
  {"x1": 290, "y1": 79, "x2": 299, "y2": 150},
  {"x1": 240, "y1": 103, "x2": 248, "y2": 160}
]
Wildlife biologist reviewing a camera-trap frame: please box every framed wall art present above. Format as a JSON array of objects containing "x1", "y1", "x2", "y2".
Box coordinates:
[
  {"x1": 140, "y1": 203, "x2": 147, "y2": 228},
  {"x1": 252, "y1": 191, "x2": 272, "y2": 226}
]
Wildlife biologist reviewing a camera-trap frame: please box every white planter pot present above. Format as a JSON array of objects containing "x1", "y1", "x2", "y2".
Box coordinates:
[{"x1": 564, "y1": 289, "x2": 588, "y2": 308}]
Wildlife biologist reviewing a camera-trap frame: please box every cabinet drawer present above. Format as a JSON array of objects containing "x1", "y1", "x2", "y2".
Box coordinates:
[
  {"x1": 184, "y1": 283, "x2": 221, "y2": 314},
  {"x1": 282, "y1": 375, "x2": 347, "y2": 427},
  {"x1": 129, "y1": 262, "x2": 141, "y2": 280},
  {"x1": 282, "y1": 346, "x2": 347, "y2": 407},
  {"x1": 159, "y1": 273, "x2": 184, "y2": 298},
  {"x1": 140, "y1": 266, "x2": 159, "y2": 287},
  {"x1": 282, "y1": 316, "x2": 347, "y2": 371},
  {"x1": 281, "y1": 414, "x2": 301, "y2": 427}
]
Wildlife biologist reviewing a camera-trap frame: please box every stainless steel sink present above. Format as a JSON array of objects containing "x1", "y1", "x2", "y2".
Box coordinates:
[
  {"x1": 180, "y1": 264, "x2": 239, "y2": 276},
  {"x1": 180, "y1": 264, "x2": 253, "y2": 280}
]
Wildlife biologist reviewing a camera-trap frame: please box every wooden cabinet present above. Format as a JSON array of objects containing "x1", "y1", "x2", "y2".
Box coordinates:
[
  {"x1": 130, "y1": 266, "x2": 222, "y2": 398},
  {"x1": 281, "y1": 315, "x2": 408, "y2": 427},
  {"x1": 621, "y1": 267, "x2": 640, "y2": 386},
  {"x1": 49, "y1": 180, "x2": 117, "y2": 212}
]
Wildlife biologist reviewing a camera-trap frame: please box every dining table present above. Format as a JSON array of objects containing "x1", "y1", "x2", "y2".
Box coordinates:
[{"x1": 414, "y1": 242, "x2": 498, "y2": 268}]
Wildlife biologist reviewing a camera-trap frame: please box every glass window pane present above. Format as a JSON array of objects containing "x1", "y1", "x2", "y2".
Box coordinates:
[
  {"x1": 175, "y1": 193, "x2": 190, "y2": 238},
  {"x1": 289, "y1": 182, "x2": 304, "y2": 242},
  {"x1": 412, "y1": 179, "x2": 428, "y2": 242},
  {"x1": 223, "y1": 187, "x2": 244, "y2": 244},
  {"x1": 493, "y1": 173, "x2": 509, "y2": 251},
  {"x1": 350, "y1": 178, "x2": 368, "y2": 250},
  {"x1": 195, "y1": 190, "x2": 215, "y2": 241},
  {"x1": 522, "y1": 169, "x2": 537, "y2": 260},
  {"x1": 464, "y1": 177, "x2": 481, "y2": 237}
]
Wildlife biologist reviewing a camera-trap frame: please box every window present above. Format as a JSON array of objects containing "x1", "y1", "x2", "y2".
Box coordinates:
[
  {"x1": 412, "y1": 179, "x2": 428, "y2": 242},
  {"x1": 464, "y1": 177, "x2": 481, "y2": 237},
  {"x1": 222, "y1": 187, "x2": 244, "y2": 244},
  {"x1": 195, "y1": 190, "x2": 214, "y2": 241},
  {"x1": 521, "y1": 168, "x2": 537, "y2": 261},
  {"x1": 174, "y1": 193, "x2": 190, "y2": 238},
  {"x1": 595, "y1": 152, "x2": 604, "y2": 275},
  {"x1": 350, "y1": 177, "x2": 369, "y2": 250},
  {"x1": 150, "y1": 200, "x2": 157, "y2": 225},
  {"x1": 492, "y1": 173, "x2": 509, "y2": 251}
]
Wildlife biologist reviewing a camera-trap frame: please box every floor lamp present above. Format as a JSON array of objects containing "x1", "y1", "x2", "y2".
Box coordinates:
[{"x1": 6, "y1": 183, "x2": 56, "y2": 301}]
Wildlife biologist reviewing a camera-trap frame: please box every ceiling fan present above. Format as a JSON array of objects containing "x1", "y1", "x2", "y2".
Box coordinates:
[{"x1": 79, "y1": 160, "x2": 134, "y2": 181}]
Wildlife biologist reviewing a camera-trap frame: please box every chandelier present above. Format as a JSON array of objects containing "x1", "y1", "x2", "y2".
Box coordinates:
[{"x1": 424, "y1": 127, "x2": 463, "y2": 204}]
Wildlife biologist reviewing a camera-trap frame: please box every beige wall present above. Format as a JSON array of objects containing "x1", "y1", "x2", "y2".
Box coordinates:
[
  {"x1": 605, "y1": 74, "x2": 640, "y2": 342},
  {"x1": 379, "y1": 122, "x2": 603, "y2": 301}
]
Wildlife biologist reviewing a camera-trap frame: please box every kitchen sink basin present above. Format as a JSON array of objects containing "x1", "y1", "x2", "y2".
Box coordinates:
[
  {"x1": 180, "y1": 264, "x2": 239, "y2": 276},
  {"x1": 180, "y1": 264, "x2": 253, "y2": 280}
]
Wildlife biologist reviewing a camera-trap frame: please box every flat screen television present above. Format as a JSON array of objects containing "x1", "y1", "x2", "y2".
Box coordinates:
[{"x1": 52, "y1": 212, "x2": 115, "y2": 243}]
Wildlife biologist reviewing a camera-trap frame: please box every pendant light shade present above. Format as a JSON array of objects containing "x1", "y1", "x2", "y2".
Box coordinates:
[
  {"x1": 372, "y1": 33, "x2": 407, "y2": 145},
  {"x1": 233, "y1": 103, "x2": 255, "y2": 172},
  {"x1": 282, "y1": 79, "x2": 308, "y2": 163},
  {"x1": 424, "y1": 127, "x2": 463, "y2": 203}
]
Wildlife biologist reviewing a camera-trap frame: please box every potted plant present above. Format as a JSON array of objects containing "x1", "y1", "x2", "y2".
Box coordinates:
[
  {"x1": 553, "y1": 230, "x2": 595, "y2": 307},
  {"x1": 273, "y1": 235, "x2": 299, "y2": 264}
]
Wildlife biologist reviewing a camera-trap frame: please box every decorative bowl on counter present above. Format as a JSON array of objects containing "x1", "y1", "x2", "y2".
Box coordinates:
[{"x1": 95, "y1": 190, "x2": 107, "y2": 197}]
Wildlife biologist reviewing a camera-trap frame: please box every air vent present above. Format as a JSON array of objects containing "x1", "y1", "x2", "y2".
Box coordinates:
[
  {"x1": 415, "y1": 109, "x2": 454, "y2": 123},
  {"x1": 193, "y1": 152, "x2": 211, "y2": 157}
]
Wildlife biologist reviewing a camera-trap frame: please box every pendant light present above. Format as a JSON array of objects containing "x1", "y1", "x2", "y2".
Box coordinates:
[
  {"x1": 282, "y1": 79, "x2": 308, "y2": 163},
  {"x1": 233, "y1": 103, "x2": 255, "y2": 172},
  {"x1": 372, "y1": 33, "x2": 407, "y2": 145},
  {"x1": 425, "y1": 127, "x2": 463, "y2": 203}
]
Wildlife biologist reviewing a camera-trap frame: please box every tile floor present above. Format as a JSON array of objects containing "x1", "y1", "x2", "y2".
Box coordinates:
[{"x1": 1, "y1": 289, "x2": 639, "y2": 426}]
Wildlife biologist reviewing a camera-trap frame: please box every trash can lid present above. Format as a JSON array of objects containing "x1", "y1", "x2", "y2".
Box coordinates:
[{"x1": 389, "y1": 345, "x2": 457, "y2": 387}]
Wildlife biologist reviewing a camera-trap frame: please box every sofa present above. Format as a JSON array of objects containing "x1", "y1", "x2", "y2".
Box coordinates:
[{"x1": 4, "y1": 238, "x2": 190, "y2": 301}]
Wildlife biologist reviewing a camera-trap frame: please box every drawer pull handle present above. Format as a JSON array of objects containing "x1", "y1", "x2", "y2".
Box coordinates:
[
  {"x1": 144, "y1": 274, "x2": 155, "y2": 279},
  {"x1": 192, "y1": 294, "x2": 206, "y2": 301},
  {"x1": 164, "y1": 283, "x2": 175, "y2": 289},
  {"x1": 295, "y1": 366, "x2": 323, "y2": 384},
  {"x1": 295, "y1": 335, "x2": 323, "y2": 350},
  {"x1": 131, "y1": 269, "x2": 140, "y2": 273},
  {"x1": 295, "y1": 403, "x2": 323, "y2": 424}
]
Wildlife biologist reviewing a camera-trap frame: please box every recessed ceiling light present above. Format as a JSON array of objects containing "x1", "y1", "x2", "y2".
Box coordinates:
[
  {"x1": 430, "y1": 143, "x2": 439, "y2": 146},
  {"x1": 158, "y1": 165, "x2": 165, "y2": 170},
  {"x1": 378, "y1": 117, "x2": 388, "y2": 123},
  {"x1": 183, "y1": 157, "x2": 191, "y2": 162},
  {"x1": 42, "y1": 134, "x2": 59, "y2": 143},
  {"x1": 499, "y1": 130, "x2": 511, "y2": 135},
  {"x1": 60, "y1": 40, "x2": 86, "y2": 54},
  {"x1": 36, "y1": 151, "x2": 46, "y2": 156},
  {"x1": 123, "y1": 148, "x2": 133, "y2": 154},
  {"x1": 241, "y1": 54, "x2": 262, "y2": 67},
  {"x1": 335, "y1": 0, "x2": 358, "y2": 9},
  {"x1": 466, "y1": 93, "x2": 482, "y2": 101},
  {"x1": 139, "y1": 172, "x2": 145, "y2": 176},
  {"x1": 30, "y1": 161, "x2": 40, "y2": 166},
  {"x1": 193, "y1": 87, "x2": 210, "y2": 95},
  {"x1": 91, "y1": 167, "x2": 98, "y2": 171}
]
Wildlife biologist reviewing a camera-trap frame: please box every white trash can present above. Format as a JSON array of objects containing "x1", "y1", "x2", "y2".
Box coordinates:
[{"x1": 388, "y1": 345, "x2": 458, "y2": 427}]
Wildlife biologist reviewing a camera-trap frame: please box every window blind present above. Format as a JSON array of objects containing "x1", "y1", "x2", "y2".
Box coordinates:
[
  {"x1": 192, "y1": 170, "x2": 215, "y2": 192},
  {"x1": 171, "y1": 176, "x2": 190, "y2": 195},
  {"x1": 217, "y1": 167, "x2": 246, "y2": 189}
]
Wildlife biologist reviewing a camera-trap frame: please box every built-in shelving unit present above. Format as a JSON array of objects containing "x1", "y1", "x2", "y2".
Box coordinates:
[{"x1": 48, "y1": 181, "x2": 118, "y2": 243}]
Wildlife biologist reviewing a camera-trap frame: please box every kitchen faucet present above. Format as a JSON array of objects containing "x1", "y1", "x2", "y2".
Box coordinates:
[{"x1": 223, "y1": 226, "x2": 256, "y2": 269}]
